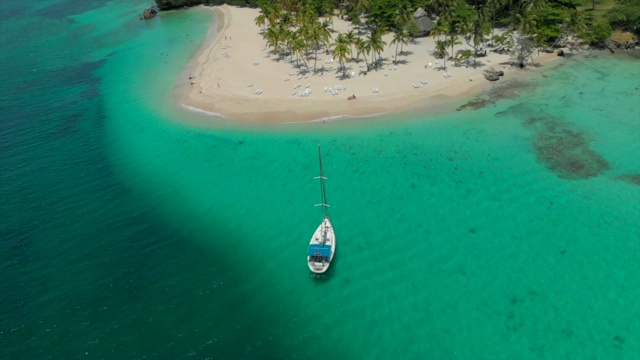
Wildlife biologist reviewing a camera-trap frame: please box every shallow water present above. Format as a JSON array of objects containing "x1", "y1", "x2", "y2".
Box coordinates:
[{"x1": 2, "y1": 1, "x2": 639, "y2": 358}]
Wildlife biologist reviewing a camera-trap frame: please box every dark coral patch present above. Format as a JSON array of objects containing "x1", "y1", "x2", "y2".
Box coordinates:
[
  {"x1": 457, "y1": 97, "x2": 490, "y2": 111},
  {"x1": 615, "y1": 174, "x2": 640, "y2": 186},
  {"x1": 525, "y1": 116, "x2": 610, "y2": 179}
]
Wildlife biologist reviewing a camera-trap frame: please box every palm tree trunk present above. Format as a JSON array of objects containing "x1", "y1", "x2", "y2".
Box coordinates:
[
  {"x1": 314, "y1": 48, "x2": 318, "y2": 73},
  {"x1": 395, "y1": 42, "x2": 399, "y2": 63}
]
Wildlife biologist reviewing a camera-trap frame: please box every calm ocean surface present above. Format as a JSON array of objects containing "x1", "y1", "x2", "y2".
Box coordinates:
[{"x1": 1, "y1": 1, "x2": 639, "y2": 359}]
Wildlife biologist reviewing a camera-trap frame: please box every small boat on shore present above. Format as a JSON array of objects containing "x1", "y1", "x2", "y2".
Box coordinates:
[{"x1": 307, "y1": 144, "x2": 336, "y2": 274}]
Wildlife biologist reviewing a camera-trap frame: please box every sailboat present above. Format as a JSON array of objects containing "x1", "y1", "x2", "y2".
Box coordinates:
[{"x1": 307, "y1": 144, "x2": 336, "y2": 274}]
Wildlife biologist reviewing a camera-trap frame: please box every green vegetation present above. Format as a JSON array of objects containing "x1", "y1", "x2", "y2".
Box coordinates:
[
  {"x1": 605, "y1": 0, "x2": 640, "y2": 31},
  {"x1": 247, "y1": 0, "x2": 637, "y2": 72},
  {"x1": 156, "y1": 0, "x2": 637, "y2": 70},
  {"x1": 155, "y1": 0, "x2": 258, "y2": 10}
]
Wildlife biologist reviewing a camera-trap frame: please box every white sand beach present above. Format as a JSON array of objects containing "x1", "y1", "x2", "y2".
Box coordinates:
[{"x1": 180, "y1": 5, "x2": 557, "y2": 123}]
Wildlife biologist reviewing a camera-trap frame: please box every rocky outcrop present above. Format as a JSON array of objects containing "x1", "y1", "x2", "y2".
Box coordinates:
[
  {"x1": 141, "y1": 7, "x2": 158, "y2": 20},
  {"x1": 483, "y1": 68, "x2": 503, "y2": 81},
  {"x1": 412, "y1": 8, "x2": 436, "y2": 37},
  {"x1": 155, "y1": 0, "x2": 207, "y2": 10},
  {"x1": 483, "y1": 70, "x2": 500, "y2": 81},
  {"x1": 604, "y1": 39, "x2": 639, "y2": 53}
]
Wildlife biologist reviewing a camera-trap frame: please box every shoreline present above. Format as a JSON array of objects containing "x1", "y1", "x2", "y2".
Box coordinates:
[{"x1": 176, "y1": 5, "x2": 562, "y2": 124}]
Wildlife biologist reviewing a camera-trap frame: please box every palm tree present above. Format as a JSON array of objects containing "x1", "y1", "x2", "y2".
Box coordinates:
[
  {"x1": 368, "y1": 30, "x2": 387, "y2": 69},
  {"x1": 263, "y1": 25, "x2": 281, "y2": 54},
  {"x1": 566, "y1": 10, "x2": 587, "y2": 39},
  {"x1": 344, "y1": 30, "x2": 357, "y2": 60},
  {"x1": 430, "y1": 0, "x2": 456, "y2": 23},
  {"x1": 486, "y1": 0, "x2": 504, "y2": 45},
  {"x1": 286, "y1": 30, "x2": 300, "y2": 63},
  {"x1": 306, "y1": 22, "x2": 331, "y2": 73},
  {"x1": 431, "y1": 20, "x2": 449, "y2": 42},
  {"x1": 401, "y1": 27, "x2": 412, "y2": 52},
  {"x1": 447, "y1": 34, "x2": 462, "y2": 61},
  {"x1": 280, "y1": 11, "x2": 295, "y2": 27},
  {"x1": 321, "y1": 19, "x2": 332, "y2": 35},
  {"x1": 264, "y1": 6, "x2": 282, "y2": 28},
  {"x1": 354, "y1": 37, "x2": 370, "y2": 69},
  {"x1": 254, "y1": 14, "x2": 267, "y2": 31},
  {"x1": 516, "y1": 9, "x2": 537, "y2": 35},
  {"x1": 395, "y1": 5, "x2": 413, "y2": 29},
  {"x1": 469, "y1": 9, "x2": 491, "y2": 67},
  {"x1": 390, "y1": 28, "x2": 409, "y2": 64},
  {"x1": 331, "y1": 34, "x2": 351, "y2": 76},
  {"x1": 434, "y1": 39, "x2": 449, "y2": 69},
  {"x1": 291, "y1": 34, "x2": 308, "y2": 69},
  {"x1": 523, "y1": 0, "x2": 547, "y2": 12},
  {"x1": 353, "y1": 0, "x2": 372, "y2": 16}
]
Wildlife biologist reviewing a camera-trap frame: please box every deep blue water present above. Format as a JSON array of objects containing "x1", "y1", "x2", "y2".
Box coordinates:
[{"x1": 1, "y1": 1, "x2": 639, "y2": 359}]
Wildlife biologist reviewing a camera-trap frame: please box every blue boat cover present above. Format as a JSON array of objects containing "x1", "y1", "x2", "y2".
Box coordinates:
[{"x1": 308, "y1": 244, "x2": 332, "y2": 257}]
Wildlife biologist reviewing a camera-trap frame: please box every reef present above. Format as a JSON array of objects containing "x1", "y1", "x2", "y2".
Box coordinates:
[{"x1": 524, "y1": 116, "x2": 611, "y2": 179}]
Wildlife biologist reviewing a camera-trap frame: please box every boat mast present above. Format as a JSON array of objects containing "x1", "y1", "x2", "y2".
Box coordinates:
[{"x1": 315, "y1": 144, "x2": 330, "y2": 219}]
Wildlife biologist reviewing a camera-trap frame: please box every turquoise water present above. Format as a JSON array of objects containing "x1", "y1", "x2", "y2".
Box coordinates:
[{"x1": 2, "y1": 1, "x2": 639, "y2": 358}]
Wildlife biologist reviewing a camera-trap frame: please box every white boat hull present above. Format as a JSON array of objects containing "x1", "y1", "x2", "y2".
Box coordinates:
[{"x1": 307, "y1": 217, "x2": 335, "y2": 273}]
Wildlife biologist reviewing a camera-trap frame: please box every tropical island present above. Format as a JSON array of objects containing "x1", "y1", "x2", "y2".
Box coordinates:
[{"x1": 167, "y1": 0, "x2": 639, "y2": 122}]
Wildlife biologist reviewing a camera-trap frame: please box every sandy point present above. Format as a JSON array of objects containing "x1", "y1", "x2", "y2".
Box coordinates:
[{"x1": 178, "y1": 5, "x2": 559, "y2": 124}]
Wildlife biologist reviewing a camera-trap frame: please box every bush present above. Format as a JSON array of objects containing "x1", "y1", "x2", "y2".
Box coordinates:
[
  {"x1": 581, "y1": 20, "x2": 613, "y2": 44},
  {"x1": 607, "y1": 1, "x2": 640, "y2": 31}
]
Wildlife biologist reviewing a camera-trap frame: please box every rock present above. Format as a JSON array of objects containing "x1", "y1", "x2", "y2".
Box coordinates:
[
  {"x1": 557, "y1": 49, "x2": 564, "y2": 56},
  {"x1": 155, "y1": 0, "x2": 205, "y2": 11},
  {"x1": 604, "y1": 39, "x2": 639, "y2": 52},
  {"x1": 141, "y1": 7, "x2": 158, "y2": 20}
]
